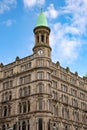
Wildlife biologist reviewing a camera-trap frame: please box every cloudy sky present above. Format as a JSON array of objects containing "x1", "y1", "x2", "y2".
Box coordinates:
[{"x1": 0, "y1": 0, "x2": 87, "y2": 77}]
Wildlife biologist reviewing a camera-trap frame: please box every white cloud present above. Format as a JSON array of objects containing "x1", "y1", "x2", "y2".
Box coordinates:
[
  {"x1": 50, "y1": 0, "x2": 87, "y2": 64},
  {"x1": 45, "y1": 4, "x2": 58, "y2": 19},
  {"x1": 0, "y1": 0, "x2": 16, "y2": 14},
  {"x1": 23, "y1": 0, "x2": 45, "y2": 8},
  {"x1": 2, "y1": 19, "x2": 16, "y2": 27}
]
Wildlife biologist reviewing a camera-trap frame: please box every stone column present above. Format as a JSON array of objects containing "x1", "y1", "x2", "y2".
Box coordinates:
[
  {"x1": 44, "y1": 33, "x2": 46, "y2": 44},
  {"x1": 39, "y1": 33, "x2": 41, "y2": 43}
]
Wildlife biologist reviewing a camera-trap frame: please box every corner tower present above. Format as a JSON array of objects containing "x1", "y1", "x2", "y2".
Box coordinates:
[{"x1": 33, "y1": 11, "x2": 51, "y2": 58}]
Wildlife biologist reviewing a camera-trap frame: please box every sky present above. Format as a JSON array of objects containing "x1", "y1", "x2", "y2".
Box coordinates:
[{"x1": 0, "y1": 0, "x2": 87, "y2": 77}]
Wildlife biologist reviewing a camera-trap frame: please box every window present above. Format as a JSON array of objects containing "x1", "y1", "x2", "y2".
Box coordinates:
[
  {"x1": 41, "y1": 35, "x2": 44, "y2": 42},
  {"x1": 13, "y1": 124, "x2": 17, "y2": 130},
  {"x1": 80, "y1": 92, "x2": 85, "y2": 99},
  {"x1": 22, "y1": 121, "x2": 26, "y2": 130},
  {"x1": 8, "y1": 105, "x2": 11, "y2": 116},
  {"x1": 19, "y1": 88, "x2": 22, "y2": 97},
  {"x1": 38, "y1": 118, "x2": 43, "y2": 130},
  {"x1": 62, "y1": 107, "x2": 69, "y2": 119},
  {"x1": 52, "y1": 80, "x2": 57, "y2": 88},
  {"x1": 52, "y1": 91, "x2": 58, "y2": 100},
  {"x1": 3, "y1": 106, "x2": 7, "y2": 117},
  {"x1": 2, "y1": 125, "x2": 6, "y2": 130},
  {"x1": 4, "y1": 69, "x2": 13, "y2": 77},
  {"x1": 28, "y1": 120, "x2": 30, "y2": 130},
  {"x1": 24, "y1": 87, "x2": 28, "y2": 96},
  {"x1": 81, "y1": 102, "x2": 86, "y2": 110},
  {"x1": 20, "y1": 74, "x2": 31, "y2": 85},
  {"x1": 72, "y1": 98, "x2": 78, "y2": 108},
  {"x1": 2, "y1": 91, "x2": 12, "y2": 102},
  {"x1": 19, "y1": 103, "x2": 22, "y2": 113},
  {"x1": 60, "y1": 73, "x2": 67, "y2": 81},
  {"x1": 21, "y1": 62, "x2": 32, "y2": 71},
  {"x1": 73, "y1": 111, "x2": 79, "y2": 121},
  {"x1": 79, "y1": 81, "x2": 84, "y2": 88},
  {"x1": 37, "y1": 72, "x2": 44, "y2": 79},
  {"x1": 48, "y1": 100, "x2": 51, "y2": 111},
  {"x1": 23, "y1": 102, "x2": 27, "y2": 113},
  {"x1": 53, "y1": 105, "x2": 58, "y2": 115},
  {"x1": 39, "y1": 84, "x2": 43, "y2": 93},
  {"x1": 70, "y1": 78, "x2": 76, "y2": 85},
  {"x1": 28, "y1": 101, "x2": 30, "y2": 112},
  {"x1": 48, "y1": 120, "x2": 50, "y2": 130},
  {"x1": 3, "y1": 80, "x2": 13, "y2": 90},
  {"x1": 48, "y1": 84, "x2": 51, "y2": 94},
  {"x1": 62, "y1": 94, "x2": 68, "y2": 104},
  {"x1": 24, "y1": 75, "x2": 31, "y2": 84},
  {"x1": 71, "y1": 88, "x2": 77, "y2": 96},
  {"x1": 38, "y1": 59, "x2": 44, "y2": 66},
  {"x1": 5, "y1": 92, "x2": 8, "y2": 101},
  {"x1": 47, "y1": 72, "x2": 50, "y2": 80},
  {"x1": 61, "y1": 84, "x2": 67, "y2": 92},
  {"x1": 18, "y1": 101, "x2": 30, "y2": 114},
  {"x1": 39, "y1": 99, "x2": 43, "y2": 110},
  {"x1": 9, "y1": 91, "x2": 12, "y2": 100},
  {"x1": 19, "y1": 86, "x2": 31, "y2": 98}
]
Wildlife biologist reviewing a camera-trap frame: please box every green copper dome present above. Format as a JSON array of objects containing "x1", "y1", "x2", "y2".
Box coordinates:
[{"x1": 36, "y1": 12, "x2": 48, "y2": 27}]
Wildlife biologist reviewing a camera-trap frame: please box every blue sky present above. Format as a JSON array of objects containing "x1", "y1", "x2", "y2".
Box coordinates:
[{"x1": 0, "y1": 0, "x2": 87, "y2": 77}]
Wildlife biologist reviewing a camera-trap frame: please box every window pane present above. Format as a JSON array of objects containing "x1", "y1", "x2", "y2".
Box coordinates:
[{"x1": 38, "y1": 118, "x2": 43, "y2": 130}]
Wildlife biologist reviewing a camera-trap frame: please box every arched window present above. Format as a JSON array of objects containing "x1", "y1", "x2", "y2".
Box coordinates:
[
  {"x1": 48, "y1": 120, "x2": 50, "y2": 130},
  {"x1": 5, "y1": 92, "x2": 8, "y2": 101},
  {"x1": 38, "y1": 118, "x2": 43, "y2": 130},
  {"x1": 8, "y1": 105, "x2": 11, "y2": 116},
  {"x1": 3, "y1": 106, "x2": 7, "y2": 117},
  {"x1": 41, "y1": 35, "x2": 44, "y2": 42},
  {"x1": 28, "y1": 101, "x2": 30, "y2": 112},
  {"x1": 2, "y1": 124, "x2": 6, "y2": 130},
  {"x1": 39, "y1": 99, "x2": 42, "y2": 110},
  {"x1": 23, "y1": 102, "x2": 27, "y2": 113},
  {"x1": 9, "y1": 91, "x2": 12, "y2": 100},
  {"x1": 39, "y1": 84, "x2": 43, "y2": 93},
  {"x1": 24, "y1": 87, "x2": 27, "y2": 96},
  {"x1": 22, "y1": 121, "x2": 26, "y2": 130},
  {"x1": 28, "y1": 120, "x2": 30, "y2": 130},
  {"x1": 28, "y1": 86, "x2": 31, "y2": 95},
  {"x1": 19, "y1": 88, "x2": 22, "y2": 97},
  {"x1": 19, "y1": 103, "x2": 22, "y2": 113}
]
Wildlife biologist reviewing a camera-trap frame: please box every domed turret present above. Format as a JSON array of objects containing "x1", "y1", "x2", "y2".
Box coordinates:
[{"x1": 33, "y1": 11, "x2": 51, "y2": 58}]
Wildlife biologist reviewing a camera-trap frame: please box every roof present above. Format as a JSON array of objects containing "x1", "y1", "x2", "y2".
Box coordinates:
[{"x1": 36, "y1": 12, "x2": 48, "y2": 27}]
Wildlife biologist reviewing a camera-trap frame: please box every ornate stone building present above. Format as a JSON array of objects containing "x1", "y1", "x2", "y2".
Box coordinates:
[{"x1": 0, "y1": 11, "x2": 87, "y2": 130}]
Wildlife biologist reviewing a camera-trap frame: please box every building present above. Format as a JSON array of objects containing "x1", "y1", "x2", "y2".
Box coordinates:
[{"x1": 0, "y1": 11, "x2": 87, "y2": 130}]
